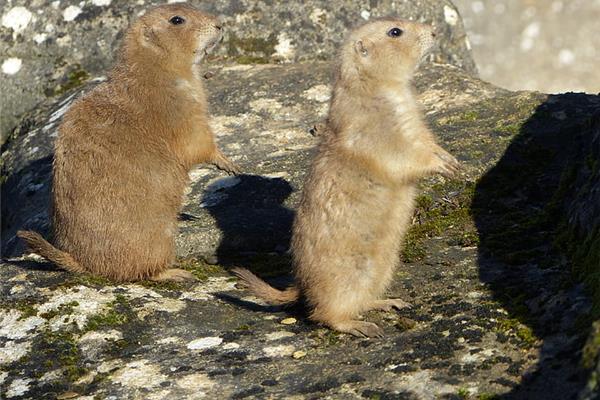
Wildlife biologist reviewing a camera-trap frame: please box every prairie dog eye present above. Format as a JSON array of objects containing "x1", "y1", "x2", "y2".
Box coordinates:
[
  {"x1": 169, "y1": 16, "x2": 185, "y2": 25},
  {"x1": 387, "y1": 27, "x2": 403, "y2": 37}
]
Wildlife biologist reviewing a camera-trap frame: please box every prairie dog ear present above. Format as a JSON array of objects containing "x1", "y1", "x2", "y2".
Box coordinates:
[
  {"x1": 140, "y1": 24, "x2": 162, "y2": 52},
  {"x1": 354, "y1": 40, "x2": 369, "y2": 57}
]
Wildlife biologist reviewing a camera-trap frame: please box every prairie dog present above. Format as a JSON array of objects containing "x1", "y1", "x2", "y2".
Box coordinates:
[
  {"x1": 18, "y1": 4, "x2": 239, "y2": 282},
  {"x1": 234, "y1": 18, "x2": 459, "y2": 337}
]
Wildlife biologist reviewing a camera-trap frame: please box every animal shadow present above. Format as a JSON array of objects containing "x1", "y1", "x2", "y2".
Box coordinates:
[
  {"x1": 472, "y1": 93, "x2": 600, "y2": 399},
  {"x1": 202, "y1": 174, "x2": 295, "y2": 271}
]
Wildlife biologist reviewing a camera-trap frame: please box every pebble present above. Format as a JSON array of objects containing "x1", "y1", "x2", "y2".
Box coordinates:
[
  {"x1": 56, "y1": 392, "x2": 80, "y2": 400},
  {"x1": 266, "y1": 331, "x2": 295, "y2": 341},
  {"x1": 292, "y1": 351, "x2": 307, "y2": 359},
  {"x1": 280, "y1": 318, "x2": 296, "y2": 325},
  {"x1": 187, "y1": 337, "x2": 223, "y2": 350}
]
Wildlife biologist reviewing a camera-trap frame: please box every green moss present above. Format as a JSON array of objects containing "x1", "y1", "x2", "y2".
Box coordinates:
[
  {"x1": 437, "y1": 111, "x2": 480, "y2": 125},
  {"x1": 494, "y1": 121, "x2": 521, "y2": 136},
  {"x1": 310, "y1": 329, "x2": 340, "y2": 347},
  {"x1": 227, "y1": 33, "x2": 277, "y2": 58},
  {"x1": 40, "y1": 301, "x2": 79, "y2": 320},
  {"x1": 478, "y1": 394, "x2": 500, "y2": 400},
  {"x1": 138, "y1": 280, "x2": 184, "y2": 291},
  {"x1": 84, "y1": 309, "x2": 127, "y2": 331},
  {"x1": 234, "y1": 55, "x2": 270, "y2": 64},
  {"x1": 51, "y1": 65, "x2": 90, "y2": 96},
  {"x1": 456, "y1": 388, "x2": 469, "y2": 399},
  {"x1": 402, "y1": 180, "x2": 478, "y2": 263},
  {"x1": 10, "y1": 300, "x2": 38, "y2": 320},
  {"x1": 179, "y1": 258, "x2": 225, "y2": 281},
  {"x1": 551, "y1": 164, "x2": 600, "y2": 319},
  {"x1": 83, "y1": 295, "x2": 128, "y2": 332},
  {"x1": 462, "y1": 111, "x2": 479, "y2": 122},
  {"x1": 62, "y1": 273, "x2": 113, "y2": 289},
  {"x1": 582, "y1": 322, "x2": 600, "y2": 369},
  {"x1": 496, "y1": 318, "x2": 538, "y2": 347},
  {"x1": 39, "y1": 330, "x2": 88, "y2": 382}
]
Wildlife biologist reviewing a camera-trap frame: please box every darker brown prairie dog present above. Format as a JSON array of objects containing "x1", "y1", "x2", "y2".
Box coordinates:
[
  {"x1": 18, "y1": 3, "x2": 239, "y2": 282},
  {"x1": 234, "y1": 18, "x2": 459, "y2": 337}
]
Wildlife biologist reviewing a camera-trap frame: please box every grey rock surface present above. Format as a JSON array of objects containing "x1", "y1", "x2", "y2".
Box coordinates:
[
  {"x1": 1, "y1": 60, "x2": 599, "y2": 399},
  {"x1": 453, "y1": 0, "x2": 600, "y2": 93},
  {"x1": 0, "y1": 0, "x2": 476, "y2": 143}
]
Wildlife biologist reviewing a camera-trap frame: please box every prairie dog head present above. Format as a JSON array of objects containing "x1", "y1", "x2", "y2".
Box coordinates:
[
  {"x1": 339, "y1": 18, "x2": 436, "y2": 86},
  {"x1": 127, "y1": 4, "x2": 222, "y2": 70}
]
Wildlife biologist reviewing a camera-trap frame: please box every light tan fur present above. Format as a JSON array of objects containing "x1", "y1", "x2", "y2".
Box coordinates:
[
  {"x1": 18, "y1": 4, "x2": 239, "y2": 282},
  {"x1": 234, "y1": 18, "x2": 459, "y2": 337}
]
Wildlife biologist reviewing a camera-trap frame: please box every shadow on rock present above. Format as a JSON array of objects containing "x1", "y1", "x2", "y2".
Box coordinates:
[
  {"x1": 472, "y1": 93, "x2": 600, "y2": 399},
  {"x1": 1, "y1": 155, "x2": 53, "y2": 258},
  {"x1": 202, "y1": 174, "x2": 295, "y2": 274},
  {"x1": 0, "y1": 259, "x2": 58, "y2": 273}
]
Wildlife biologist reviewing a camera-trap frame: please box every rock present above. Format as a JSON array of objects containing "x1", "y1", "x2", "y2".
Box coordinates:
[
  {"x1": 0, "y1": 0, "x2": 476, "y2": 143},
  {"x1": 453, "y1": 0, "x2": 600, "y2": 93},
  {"x1": 186, "y1": 336, "x2": 223, "y2": 350},
  {"x1": 292, "y1": 350, "x2": 307, "y2": 359},
  {"x1": 1, "y1": 2, "x2": 600, "y2": 393},
  {"x1": 1, "y1": 59, "x2": 599, "y2": 398}
]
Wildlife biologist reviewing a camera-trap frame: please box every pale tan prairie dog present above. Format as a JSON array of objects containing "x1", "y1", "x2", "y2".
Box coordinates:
[
  {"x1": 18, "y1": 3, "x2": 239, "y2": 282},
  {"x1": 234, "y1": 18, "x2": 459, "y2": 337}
]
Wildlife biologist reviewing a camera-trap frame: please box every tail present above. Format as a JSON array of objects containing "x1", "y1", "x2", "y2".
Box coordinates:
[
  {"x1": 232, "y1": 267, "x2": 300, "y2": 305},
  {"x1": 17, "y1": 230, "x2": 86, "y2": 274}
]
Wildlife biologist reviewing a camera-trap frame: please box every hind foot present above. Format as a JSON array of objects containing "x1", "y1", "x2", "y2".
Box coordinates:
[
  {"x1": 329, "y1": 320, "x2": 384, "y2": 338},
  {"x1": 150, "y1": 268, "x2": 197, "y2": 282},
  {"x1": 369, "y1": 298, "x2": 412, "y2": 312}
]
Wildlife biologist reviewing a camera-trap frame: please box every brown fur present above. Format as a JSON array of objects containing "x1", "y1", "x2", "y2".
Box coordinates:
[
  {"x1": 234, "y1": 18, "x2": 459, "y2": 337},
  {"x1": 18, "y1": 4, "x2": 239, "y2": 282}
]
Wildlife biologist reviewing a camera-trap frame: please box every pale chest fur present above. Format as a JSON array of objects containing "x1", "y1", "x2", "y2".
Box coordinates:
[
  {"x1": 175, "y1": 77, "x2": 207, "y2": 106},
  {"x1": 171, "y1": 77, "x2": 215, "y2": 166},
  {"x1": 352, "y1": 88, "x2": 428, "y2": 179}
]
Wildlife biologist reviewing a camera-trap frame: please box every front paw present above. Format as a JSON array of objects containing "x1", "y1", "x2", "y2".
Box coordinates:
[
  {"x1": 213, "y1": 152, "x2": 241, "y2": 175},
  {"x1": 309, "y1": 121, "x2": 328, "y2": 137},
  {"x1": 217, "y1": 159, "x2": 241, "y2": 175},
  {"x1": 434, "y1": 149, "x2": 460, "y2": 178}
]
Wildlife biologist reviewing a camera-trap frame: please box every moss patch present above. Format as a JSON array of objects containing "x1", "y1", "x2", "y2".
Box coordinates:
[
  {"x1": 48, "y1": 65, "x2": 90, "y2": 97},
  {"x1": 40, "y1": 301, "x2": 79, "y2": 320},
  {"x1": 38, "y1": 330, "x2": 88, "y2": 383},
  {"x1": 310, "y1": 329, "x2": 342, "y2": 347},
  {"x1": 493, "y1": 121, "x2": 521, "y2": 136},
  {"x1": 9, "y1": 299, "x2": 39, "y2": 320},
  {"x1": 496, "y1": 318, "x2": 538, "y2": 347},
  {"x1": 83, "y1": 294, "x2": 129, "y2": 332},
  {"x1": 402, "y1": 180, "x2": 478, "y2": 263},
  {"x1": 583, "y1": 321, "x2": 600, "y2": 369},
  {"x1": 179, "y1": 258, "x2": 226, "y2": 281},
  {"x1": 234, "y1": 55, "x2": 271, "y2": 64},
  {"x1": 438, "y1": 110, "x2": 480, "y2": 125},
  {"x1": 137, "y1": 279, "x2": 184, "y2": 291},
  {"x1": 226, "y1": 33, "x2": 277, "y2": 59},
  {"x1": 62, "y1": 273, "x2": 113, "y2": 289}
]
